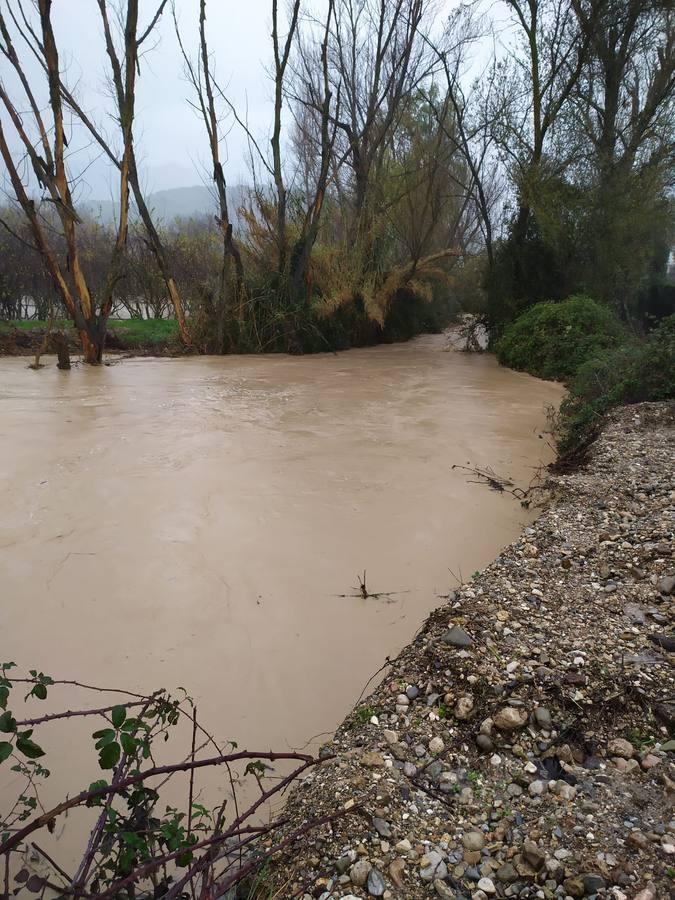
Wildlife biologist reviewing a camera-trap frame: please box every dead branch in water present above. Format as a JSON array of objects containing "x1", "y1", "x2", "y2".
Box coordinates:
[{"x1": 335, "y1": 570, "x2": 410, "y2": 602}]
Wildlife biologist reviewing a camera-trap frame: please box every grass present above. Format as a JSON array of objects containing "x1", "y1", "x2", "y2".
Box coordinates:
[{"x1": 0, "y1": 318, "x2": 178, "y2": 349}]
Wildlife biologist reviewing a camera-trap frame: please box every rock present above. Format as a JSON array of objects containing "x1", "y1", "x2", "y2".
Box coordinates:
[
  {"x1": 627, "y1": 832, "x2": 649, "y2": 851},
  {"x1": 383, "y1": 729, "x2": 398, "y2": 745},
  {"x1": 406, "y1": 685, "x2": 420, "y2": 700},
  {"x1": 632, "y1": 884, "x2": 657, "y2": 900},
  {"x1": 350, "y1": 859, "x2": 372, "y2": 887},
  {"x1": 429, "y1": 736, "x2": 445, "y2": 754},
  {"x1": 493, "y1": 707, "x2": 528, "y2": 731},
  {"x1": 476, "y1": 734, "x2": 493, "y2": 753},
  {"x1": 641, "y1": 753, "x2": 660, "y2": 770},
  {"x1": 420, "y1": 850, "x2": 447, "y2": 882},
  {"x1": 607, "y1": 738, "x2": 634, "y2": 759},
  {"x1": 522, "y1": 841, "x2": 546, "y2": 871},
  {"x1": 553, "y1": 780, "x2": 577, "y2": 801},
  {"x1": 434, "y1": 878, "x2": 455, "y2": 899},
  {"x1": 386, "y1": 858, "x2": 405, "y2": 889},
  {"x1": 361, "y1": 751, "x2": 386, "y2": 768},
  {"x1": 462, "y1": 832, "x2": 485, "y2": 851},
  {"x1": 496, "y1": 863, "x2": 518, "y2": 884},
  {"x1": 367, "y1": 867, "x2": 386, "y2": 896},
  {"x1": 648, "y1": 633, "x2": 675, "y2": 652},
  {"x1": 582, "y1": 873, "x2": 605, "y2": 894},
  {"x1": 335, "y1": 855, "x2": 352, "y2": 874},
  {"x1": 454, "y1": 695, "x2": 475, "y2": 719},
  {"x1": 657, "y1": 574, "x2": 675, "y2": 595},
  {"x1": 533, "y1": 706, "x2": 552, "y2": 728},
  {"x1": 563, "y1": 876, "x2": 585, "y2": 898},
  {"x1": 441, "y1": 625, "x2": 473, "y2": 647},
  {"x1": 528, "y1": 779, "x2": 547, "y2": 796},
  {"x1": 395, "y1": 838, "x2": 412, "y2": 853},
  {"x1": 396, "y1": 693, "x2": 410, "y2": 707},
  {"x1": 372, "y1": 817, "x2": 391, "y2": 838},
  {"x1": 477, "y1": 877, "x2": 496, "y2": 894}
]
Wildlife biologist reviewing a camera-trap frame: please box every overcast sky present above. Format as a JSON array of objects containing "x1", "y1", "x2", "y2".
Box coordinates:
[
  {"x1": 3, "y1": 0, "x2": 294, "y2": 200},
  {"x1": 2, "y1": 0, "x2": 479, "y2": 203}
]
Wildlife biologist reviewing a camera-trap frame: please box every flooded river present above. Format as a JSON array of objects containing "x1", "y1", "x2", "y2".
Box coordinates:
[{"x1": 0, "y1": 335, "x2": 562, "y2": 860}]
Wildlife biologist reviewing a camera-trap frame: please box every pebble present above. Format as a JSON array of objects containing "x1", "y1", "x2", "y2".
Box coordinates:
[
  {"x1": 607, "y1": 737, "x2": 634, "y2": 759},
  {"x1": 366, "y1": 867, "x2": 386, "y2": 896},
  {"x1": 372, "y1": 817, "x2": 391, "y2": 838},
  {"x1": 493, "y1": 707, "x2": 528, "y2": 731},
  {"x1": 477, "y1": 877, "x2": 496, "y2": 894},
  {"x1": 428, "y1": 736, "x2": 444, "y2": 754},
  {"x1": 441, "y1": 625, "x2": 473, "y2": 647},
  {"x1": 420, "y1": 850, "x2": 447, "y2": 882},
  {"x1": 350, "y1": 859, "x2": 371, "y2": 887},
  {"x1": 462, "y1": 831, "x2": 485, "y2": 851}
]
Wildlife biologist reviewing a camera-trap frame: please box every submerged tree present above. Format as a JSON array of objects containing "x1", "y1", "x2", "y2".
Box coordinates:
[{"x1": 0, "y1": 0, "x2": 191, "y2": 362}]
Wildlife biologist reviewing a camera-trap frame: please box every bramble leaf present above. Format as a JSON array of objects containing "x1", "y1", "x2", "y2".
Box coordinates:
[{"x1": 111, "y1": 705, "x2": 127, "y2": 728}]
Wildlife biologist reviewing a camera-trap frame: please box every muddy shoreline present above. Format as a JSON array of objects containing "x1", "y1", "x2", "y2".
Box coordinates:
[{"x1": 270, "y1": 402, "x2": 675, "y2": 900}]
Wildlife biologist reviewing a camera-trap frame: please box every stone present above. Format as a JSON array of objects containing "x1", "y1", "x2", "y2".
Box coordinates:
[
  {"x1": 441, "y1": 625, "x2": 473, "y2": 647},
  {"x1": 493, "y1": 707, "x2": 528, "y2": 731},
  {"x1": 476, "y1": 734, "x2": 493, "y2": 753},
  {"x1": 533, "y1": 707, "x2": 552, "y2": 728},
  {"x1": 454, "y1": 695, "x2": 475, "y2": 719},
  {"x1": 477, "y1": 877, "x2": 496, "y2": 894},
  {"x1": 607, "y1": 738, "x2": 634, "y2": 759},
  {"x1": 657, "y1": 574, "x2": 675, "y2": 595},
  {"x1": 462, "y1": 832, "x2": 486, "y2": 851},
  {"x1": 395, "y1": 838, "x2": 412, "y2": 853},
  {"x1": 406, "y1": 685, "x2": 420, "y2": 700},
  {"x1": 632, "y1": 885, "x2": 656, "y2": 900},
  {"x1": 367, "y1": 867, "x2": 386, "y2": 897},
  {"x1": 335, "y1": 855, "x2": 352, "y2": 874},
  {"x1": 528, "y1": 779, "x2": 546, "y2": 796},
  {"x1": 641, "y1": 753, "x2": 660, "y2": 770},
  {"x1": 350, "y1": 859, "x2": 372, "y2": 887},
  {"x1": 582, "y1": 873, "x2": 605, "y2": 894},
  {"x1": 522, "y1": 841, "x2": 546, "y2": 871},
  {"x1": 383, "y1": 729, "x2": 398, "y2": 745},
  {"x1": 563, "y1": 876, "x2": 585, "y2": 898},
  {"x1": 554, "y1": 780, "x2": 577, "y2": 801},
  {"x1": 396, "y1": 693, "x2": 410, "y2": 707},
  {"x1": 496, "y1": 863, "x2": 518, "y2": 884},
  {"x1": 434, "y1": 878, "x2": 455, "y2": 899},
  {"x1": 361, "y1": 751, "x2": 386, "y2": 768},
  {"x1": 429, "y1": 736, "x2": 445, "y2": 754},
  {"x1": 388, "y1": 858, "x2": 405, "y2": 889},
  {"x1": 420, "y1": 850, "x2": 448, "y2": 882},
  {"x1": 372, "y1": 817, "x2": 391, "y2": 838},
  {"x1": 649, "y1": 633, "x2": 675, "y2": 652}
]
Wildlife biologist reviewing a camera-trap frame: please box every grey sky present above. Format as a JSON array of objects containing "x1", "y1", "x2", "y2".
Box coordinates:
[{"x1": 3, "y1": 0, "x2": 279, "y2": 200}]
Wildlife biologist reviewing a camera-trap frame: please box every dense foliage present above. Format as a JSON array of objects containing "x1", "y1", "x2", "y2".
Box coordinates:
[{"x1": 495, "y1": 296, "x2": 626, "y2": 381}]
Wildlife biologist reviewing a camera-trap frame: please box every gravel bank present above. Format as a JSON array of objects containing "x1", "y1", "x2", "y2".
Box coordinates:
[{"x1": 271, "y1": 401, "x2": 675, "y2": 900}]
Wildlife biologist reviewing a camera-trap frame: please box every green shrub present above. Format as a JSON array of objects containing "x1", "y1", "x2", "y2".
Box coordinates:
[
  {"x1": 559, "y1": 313, "x2": 675, "y2": 452},
  {"x1": 495, "y1": 295, "x2": 625, "y2": 380}
]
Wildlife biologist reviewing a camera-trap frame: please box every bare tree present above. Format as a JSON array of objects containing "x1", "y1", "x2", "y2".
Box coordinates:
[{"x1": 0, "y1": 0, "x2": 137, "y2": 363}]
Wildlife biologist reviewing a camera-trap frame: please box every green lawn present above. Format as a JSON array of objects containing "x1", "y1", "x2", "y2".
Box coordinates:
[{"x1": 0, "y1": 318, "x2": 178, "y2": 349}]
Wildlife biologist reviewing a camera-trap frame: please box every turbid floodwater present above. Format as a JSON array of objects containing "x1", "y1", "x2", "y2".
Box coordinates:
[{"x1": 0, "y1": 335, "x2": 562, "y2": 863}]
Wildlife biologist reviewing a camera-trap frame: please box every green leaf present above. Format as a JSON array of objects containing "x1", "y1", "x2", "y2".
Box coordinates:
[
  {"x1": 0, "y1": 742, "x2": 13, "y2": 763},
  {"x1": 98, "y1": 741, "x2": 121, "y2": 770},
  {"x1": 16, "y1": 736, "x2": 44, "y2": 759},
  {"x1": 120, "y1": 733, "x2": 136, "y2": 755},
  {"x1": 0, "y1": 686, "x2": 8, "y2": 710},
  {"x1": 111, "y1": 705, "x2": 127, "y2": 728},
  {"x1": 32, "y1": 684, "x2": 47, "y2": 700},
  {"x1": 93, "y1": 729, "x2": 117, "y2": 750},
  {"x1": 0, "y1": 712, "x2": 16, "y2": 734}
]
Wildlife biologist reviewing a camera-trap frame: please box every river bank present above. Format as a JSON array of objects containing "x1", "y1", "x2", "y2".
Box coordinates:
[{"x1": 270, "y1": 401, "x2": 675, "y2": 900}]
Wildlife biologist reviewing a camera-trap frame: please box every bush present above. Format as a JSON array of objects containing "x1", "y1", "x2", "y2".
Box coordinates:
[
  {"x1": 559, "y1": 314, "x2": 675, "y2": 452},
  {"x1": 495, "y1": 295, "x2": 625, "y2": 380}
]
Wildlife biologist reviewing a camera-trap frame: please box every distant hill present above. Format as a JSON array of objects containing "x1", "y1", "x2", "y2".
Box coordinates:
[{"x1": 85, "y1": 184, "x2": 248, "y2": 227}]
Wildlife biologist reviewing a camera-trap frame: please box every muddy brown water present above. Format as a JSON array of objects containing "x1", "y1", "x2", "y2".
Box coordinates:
[{"x1": 0, "y1": 335, "x2": 562, "y2": 868}]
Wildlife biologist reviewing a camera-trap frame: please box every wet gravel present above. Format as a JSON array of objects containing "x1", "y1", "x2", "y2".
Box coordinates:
[{"x1": 271, "y1": 402, "x2": 675, "y2": 900}]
